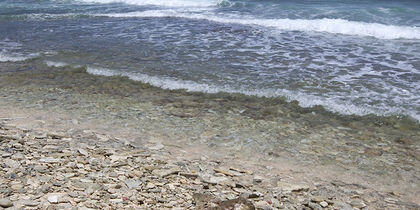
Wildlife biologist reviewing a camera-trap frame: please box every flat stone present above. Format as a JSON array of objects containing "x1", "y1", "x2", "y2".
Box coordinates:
[
  {"x1": 4, "y1": 159, "x2": 20, "y2": 168},
  {"x1": 39, "y1": 157, "x2": 61, "y2": 163},
  {"x1": 109, "y1": 155, "x2": 127, "y2": 163},
  {"x1": 249, "y1": 191, "x2": 264, "y2": 198},
  {"x1": 2, "y1": 153, "x2": 12, "y2": 158},
  {"x1": 307, "y1": 202, "x2": 323, "y2": 210},
  {"x1": 47, "y1": 133, "x2": 69, "y2": 139},
  {"x1": 214, "y1": 168, "x2": 236, "y2": 177},
  {"x1": 320, "y1": 201, "x2": 328, "y2": 208},
  {"x1": 0, "y1": 198, "x2": 13, "y2": 208},
  {"x1": 311, "y1": 196, "x2": 324, "y2": 203},
  {"x1": 78, "y1": 148, "x2": 89, "y2": 156},
  {"x1": 11, "y1": 183, "x2": 24, "y2": 190},
  {"x1": 253, "y1": 176, "x2": 263, "y2": 183},
  {"x1": 200, "y1": 173, "x2": 230, "y2": 185},
  {"x1": 11, "y1": 153, "x2": 24, "y2": 160},
  {"x1": 125, "y1": 179, "x2": 142, "y2": 189},
  {"x1": 48, "y1": 195, "x2": 59, "y2": 204},
  {"x1": 254, "y1": 201, "x2": 268, "y2": 209},
  {"x1": 152, "y1": 168, "x2": 180, "y2": 177},
  {"x1": 350, "y1": 200, "x2": 366, "y2": 208},
  {"x1": 180, "y1": 172, "x2": 198, "y2": 178},
  {"x1": 148, "y1": 143, "x2": 164, "y2": 150},
  {"x1": 276, "y1": 181, "x2": 309, "y2": 192},
  {"x1": 19, "y1": 200, "x2": 40, "y2": 207}
]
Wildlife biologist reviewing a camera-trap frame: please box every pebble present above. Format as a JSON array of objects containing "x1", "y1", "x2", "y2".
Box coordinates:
[
  {"x1": 253, "y1": 176, "x2": 263, "y2": 183},
  {"x1": 0, "y1": 198, "x2": 13, "y2": 208},
  {"x1": 47, "y1": 195, "x2": 59, "y2": 204},
  {"x1": 125, "y1": 179, "x2": 142, "y2": 189},
  {"x1": 319, "y1": 201, "x2": 328, "y2": 208},
  {"x1": 350, "y1": 200, "x2": 366, "y2": 208}
]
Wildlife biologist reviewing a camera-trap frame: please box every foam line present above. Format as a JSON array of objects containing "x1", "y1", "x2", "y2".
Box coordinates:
[{"x1": 100, "y1": 10, "x2": 420, "y2": 39}]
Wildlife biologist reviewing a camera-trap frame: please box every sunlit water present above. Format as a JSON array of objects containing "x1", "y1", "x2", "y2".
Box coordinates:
[{"x1": 0, "y1": 0, "x2": 419, "y2": 121}]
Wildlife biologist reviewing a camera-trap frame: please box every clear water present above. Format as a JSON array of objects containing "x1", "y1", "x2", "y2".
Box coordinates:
[{"x1": 0, "y1": 0, "x2": 419, "y2": 121}]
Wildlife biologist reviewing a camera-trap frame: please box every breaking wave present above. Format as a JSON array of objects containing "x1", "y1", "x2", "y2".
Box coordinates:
[
  {"x1": 86, "y1": 66, "x2": 420, "y2": 122},
  {"x1": 99, "y1": 10, "x2": 420, "y2": 39}
]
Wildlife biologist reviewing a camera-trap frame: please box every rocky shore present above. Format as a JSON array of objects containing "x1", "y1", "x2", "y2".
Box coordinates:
[
  {"x1": 0, "y1": 61, "x2": 419, "y2": 209},
  {"x1": 1, "y1": 121, "x2": 418, "y2": 209}
]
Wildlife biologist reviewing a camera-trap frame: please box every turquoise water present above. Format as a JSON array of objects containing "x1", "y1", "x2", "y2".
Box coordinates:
[{"x1": 0, "y1": 0, "x2": 419, "y2": 121}]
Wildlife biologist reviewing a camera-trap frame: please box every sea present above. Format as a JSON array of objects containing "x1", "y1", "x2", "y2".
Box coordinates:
[{"x1": 0, "y1": 0, "x2": 419, "y2": 122}]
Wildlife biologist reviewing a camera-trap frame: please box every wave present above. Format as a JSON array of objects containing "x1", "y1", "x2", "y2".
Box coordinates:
[
  {"x1": 85, "y1": 66, "x2": 420, "y2": 122},
  {"x1": 98, "y1": 10, "x2": 420, "y2": 39},
  {"x1": 0, "y1": 52, "x2": 40, "y2": 62},
  {"x1": 45, "y1": 60, "x2": 70, "y2": 67},
  {"x1": 78, "y1": 0, "x2": 226, "y2": 7}
]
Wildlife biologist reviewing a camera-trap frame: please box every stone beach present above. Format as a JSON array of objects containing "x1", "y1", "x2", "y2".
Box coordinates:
[
  {"x1": 0, "y1": 60, "x2": 419, "y2": 209},
  {"x1": 1, "y1": 121, "x2": 418, "y2": 209}
]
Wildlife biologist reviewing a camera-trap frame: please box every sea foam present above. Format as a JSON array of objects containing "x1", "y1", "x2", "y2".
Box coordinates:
[
  {"x1": 79, "y1": 0, "x2": 224, "y2": 7},
  {"x1": 100, "y1": 10, "x2": 420, "y2": 39},
  {"x1": 86, "y1": 66, "x2": 420, "y2": 122},
  {"x1": 0, "y1": 52, "x2": 40, "y2": 62}
]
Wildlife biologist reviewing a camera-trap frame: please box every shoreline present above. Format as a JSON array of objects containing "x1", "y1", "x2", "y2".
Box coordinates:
[{"x1": 0, "y1": 61, "x2": 419, "y2": 208}]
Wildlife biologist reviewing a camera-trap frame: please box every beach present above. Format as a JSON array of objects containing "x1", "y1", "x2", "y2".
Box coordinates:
[{"x1": 0, "y1": 60, "x2": 419, "y2": 209}]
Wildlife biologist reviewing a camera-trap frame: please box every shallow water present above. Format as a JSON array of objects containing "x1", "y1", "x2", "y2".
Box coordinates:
[
  {"x1": 1, "y1": 0, "x2": 420, "y2": 121},
  {"x1": 0, "y1": 60, "x2": 419, "y2": 202}
]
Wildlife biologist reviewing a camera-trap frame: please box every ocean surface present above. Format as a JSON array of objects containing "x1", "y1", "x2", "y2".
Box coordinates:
[{"x1": 0, "y1": 0, "x2": 419, "y2": 121}]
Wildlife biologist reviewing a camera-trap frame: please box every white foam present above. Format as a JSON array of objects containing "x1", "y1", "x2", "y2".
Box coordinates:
[
  {"x1": 86, "y1": 66, "x2": 420, "y2": 122},
  {"x1": 78, "y1": 0, "x2": 224, "y2": 7},
  {"x1": 45, "y1": 60, "x2": 69, "y2": 67},
  {"x1": 0, "y1": 52, "x2": 40, "y2": 62},
  {"x1": 99, "y1": 10, "x2": 420, "y2": 39}
]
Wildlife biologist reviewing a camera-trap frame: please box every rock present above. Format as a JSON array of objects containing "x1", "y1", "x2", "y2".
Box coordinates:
[
  {"x1": 164, "y1": 200, "x2": 178, "y2": 208},
  {"x1": 276, "y1": 181, "x2": 309, "y2": 192},
  {"x1": 145, "y1": 183, "x2": 156, "y2": 189},
  {"x1": 307, "y1": 202, "x2": 323, "y2": 210},
  {"x1": 230, "y1": 167, "x2": 252, "y2": 174},
  {"x1": 254, "y1": 200, "x2": 268, "y2": 209},
  {"x1": 47, "y1": 133, "x2": 68, "y2": 139},
  {"x1": 180, "y1": 172, "x2": 198, "y2": 178},
  {"x1": 216, "y1": 197, "x2": 255, "y2": 210},
  {"x1": 249, "y1": 191, "x2": 264, "y2": 198},
  {"x1": 319, "y1": 201, "x2": 328, "y2": 208},
  {"x1": 48, "y1": 195, "x2": 59, "y2": 204},
  {"x1": 20, "y1": 200, "x2": 40, "y2": 207},
  {"x1": 193, "y1": 193, "x2": 220, "y2": 207},
  {"x1": 0, "y1": 198, "x2": 13, "y2": 208},
  {"x1": 39, "y1": 157, "x2": 61, "y2": 163},
  {"x1": 4, "y1": 159, "x2": 20, "y2": 168},
  {"x1": 125, "y1": 179, "x2": 142, "y2": 189},
  {"x1": 148, "y1": 143, "x2": 164, "y2": 150},
  {"x1": 109, "y1": 155, "x2": 127, "y2": 163},
  {"x1": 214, "y1": 168, "x2": 236, "y2": 177},
  {"x1": 311, "y1": 196, "x2": 324, "y2": 203},
  {"x1": 350, "y1": 200, "x2": 366, "y2": 208},
  {"x1": 78, "y1": 148, "x2": 89, "y2": 156},
  {"x1": 333, "y1": 200, "x2": 353, "y2": 210},
  {"x1": 11, "y1": 153, "x2": 24, "y2": 160},
  {"x1": 152, "y1": 168, "x2": 180, "y2": 177},
  {"x1": 34, "y1": 165, "x2": 48, "y2": 173},
  {"x1": 71, "y1": 119, "x2": 79, "y2": 125},
  {"x1": 200, "y1": 173, "x2": 230, "y2": 185},
  {"x1": 11, "y1": 183, "x2": 24, "y2": 190},
  {"x1": 2, "y1": 153, "x2": 12, "y2": 158},
  {"x1": 253, "y1": 176, "x2": 263, "y2": 183}
]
